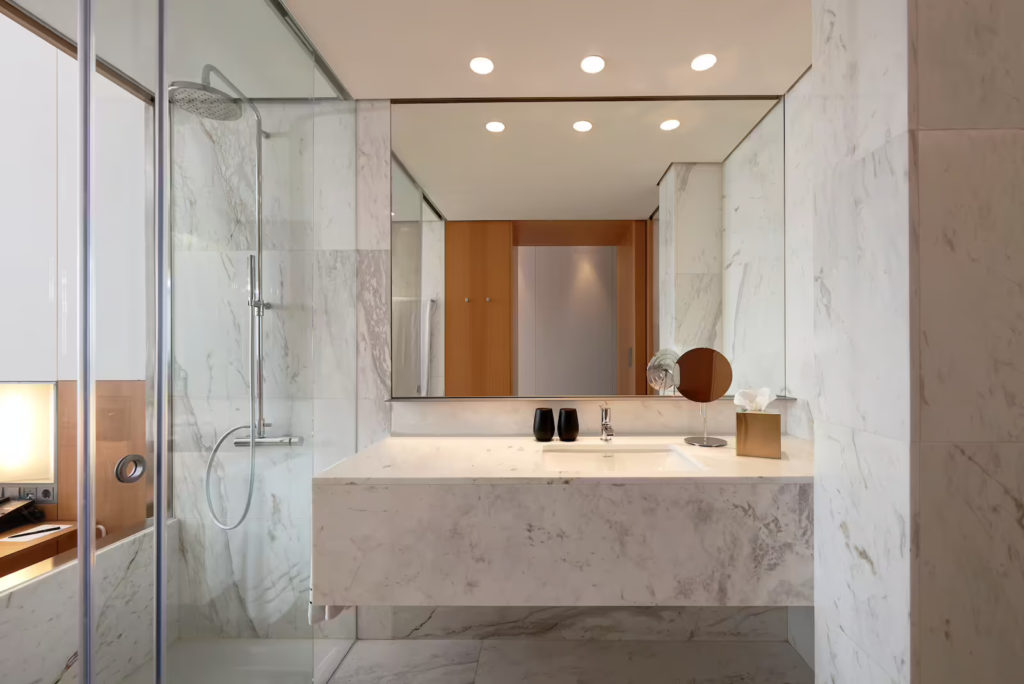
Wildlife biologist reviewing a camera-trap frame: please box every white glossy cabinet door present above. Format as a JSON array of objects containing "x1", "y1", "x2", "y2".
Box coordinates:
[
  {"x1": 56, "y1": 53, "x2": 148, "y2": 381},
  {"x1": 0, "y1": 15, "x2": 58, "y2": 381}
]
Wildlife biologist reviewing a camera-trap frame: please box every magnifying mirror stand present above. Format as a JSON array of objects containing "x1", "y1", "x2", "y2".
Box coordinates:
[{"x1": 684, "y1": 403, "x2": 728, "y2": 448}]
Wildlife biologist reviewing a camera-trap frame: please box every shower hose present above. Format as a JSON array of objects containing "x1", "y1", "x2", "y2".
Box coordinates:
[{"x1": 205, "y1": 423, "x2": 256, "y2": 531}]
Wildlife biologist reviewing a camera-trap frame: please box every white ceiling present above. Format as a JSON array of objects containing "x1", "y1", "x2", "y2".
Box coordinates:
[
  {"x1": 392, "y1": 100, "x2": 778, "y2": 220},
  {"x1": 285, "y1": 0, "x2": 811, "y2": 99}
]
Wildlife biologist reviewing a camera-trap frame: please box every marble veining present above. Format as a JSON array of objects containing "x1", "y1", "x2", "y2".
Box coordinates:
[
  {"x1": 916, "y1": 130, "x2": 1024, "y2": 443},
  {"x1": 0, "y1": 525, "x2": 176, "y2": 684},
  {"x1": 917, "y1": 442, "x2": 1024, "y2": 683},
  {"x1": 473, "y1": 640, "x2": 812, "y2": 684},
  {"x1": 354, "y1": 100, "x2": 392, "y2": 449},
  {"x1": 914, "y1": 1, "x2": 1024, "y2": 130},
  {"x1": 722, "y1": 103, "x2": 786, "y2": 395},
  {"x1": 358, "y1": 606, "x2": 788, "y2": 642},
  {"x1": 657, "y1": 163, "x2": 723, "y2": 353},
  {"x1": 316, "y1": 435, "x2": 813, "y2": 484},
  {"x1": 390, "y1": 397, "x2": 797, "y2": 439},
  {"x1": 810, "y1": 1, "x2": 912, "y2": 681},
  {"x1": 313, "y1": 437, "x2": 812, "y2": 607},
  {"x1": 329, "y1": 639, "x2": 812, "y2": 684},
  {"x1": 783, "y1": 72, "x2": 816, "y2": 441},
  {"x1": 813, "y1": 422, "x2": 909, "y2": 681}
]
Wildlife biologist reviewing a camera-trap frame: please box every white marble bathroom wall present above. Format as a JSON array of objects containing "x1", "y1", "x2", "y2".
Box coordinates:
[
  {"x1": 357, "y1": 606, "x2": 790, "y2": 641},
  {"x1": 355, "y1": 100, "x2": 392, "y2": 450},
  {"x1": 0, "y1": 524, "x2": 178, "y2": 684},
  {"x1": 809, "y1": 0, "x2": 913, "y2": 681},
  {"x1": 657, "y1": 163, "x2": 723, "y2": 354},
  {"x1": 911, "y1": 1, "x2": 1024, "y2": 677},
  {"x1": 782, "y1": 72, "x2": 816, "y2": 441},
  {"x1": 722, "y1": 104, "x2": 786, "y2": 395},
  {"x1": 170, "y1": 97, "x2": 358, "y2": 644},
  {"x1": 391, "y1": 396, "x2": 797, "y2": 437}
]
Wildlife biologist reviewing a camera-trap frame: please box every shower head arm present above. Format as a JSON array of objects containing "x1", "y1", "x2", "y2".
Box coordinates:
[{"x1": 201, "y1": 63, "x2": 263, "y2": 131}]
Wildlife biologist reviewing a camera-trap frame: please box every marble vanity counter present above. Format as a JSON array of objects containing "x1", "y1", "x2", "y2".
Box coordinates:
[
  {"x1": 313, "y1": 436, "x2": 813, "y2": 608},
  {"x1": 315, "y1": 435, "x2": 813, "y2": 485}
]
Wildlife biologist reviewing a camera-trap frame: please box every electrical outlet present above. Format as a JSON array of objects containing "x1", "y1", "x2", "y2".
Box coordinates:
[{"x1": 20, "y1": 487, "x2": 37, "y2": 500}]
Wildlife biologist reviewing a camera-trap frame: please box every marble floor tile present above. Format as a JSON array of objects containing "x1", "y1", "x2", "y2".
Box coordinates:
[
  {"x1": 330, "y1": 640, "x2": 481, "y2": 684},
  {"x1": 474, "y1": 640, "x2": 812, "y2": 684}
]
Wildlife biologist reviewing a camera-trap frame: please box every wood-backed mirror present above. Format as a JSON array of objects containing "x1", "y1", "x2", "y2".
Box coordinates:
[
  {"x1": 676, "y1": 347, "x2": 732, "y2": 448},
  {"x1": 675, "y1": 347, "x2": 733, "y2": 403}
]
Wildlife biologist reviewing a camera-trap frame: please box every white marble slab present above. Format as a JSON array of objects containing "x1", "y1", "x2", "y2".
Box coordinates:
[
  {"x1": 356, "y1": 100, "x2": 391, "y2": 252},
  {"x1": 329, "y1": 639, "x2": 812, "y2": 684},
  {"x1": 917, "y1": 442, "x2": 1024, "y2": 683},
  {"x1": 358, "y1": 606, "x2": 788, "y2": 642},
  {"x1": 814, "y1": 421, "x2": 910, "y2": 682},
  {"x1": 330, "y1": 640, "x2": 480, "y2": 684},
  {"x1": 313, "y1": 436, "x2": 812, "y2": 607},
  {"x1": 0, "y1": 524, "x2": 177, "y2": 684},
  {"x1": 722, "y1": 103, "x2": 786, "y2": 395},
  {"x1": 474, "y1": 640, "x2": 812, "y2": 684},
  {"x1": 316, "y1": 435, "x2": 812, "y2": 485},
  {"x1": 914, "y1": 1, "x2": 1024, "y2": 130},
  {"x1": 783, "y1": 72, "x2": 816, "y2": 427},
  {"x1": 916, "y1": 129, "x2": 1024, "y2": 443},
  {"x1": 390, "y1": 396, "x2": 794, "y2": 438}
]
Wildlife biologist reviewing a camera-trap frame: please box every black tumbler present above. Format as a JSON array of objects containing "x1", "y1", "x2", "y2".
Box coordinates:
[
  {"x1": 533, "y1": 408, "x2": 555, "y2": 442},
  {"x1": 557, "y1": 408, "x2": 580, "y2": 442}
]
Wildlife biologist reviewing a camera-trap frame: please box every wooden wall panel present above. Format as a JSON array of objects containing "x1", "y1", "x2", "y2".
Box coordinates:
[
  {"x1": 513, "y1": 220, "x2": 633, "y2": 247},
  {"x1": 56, "y1": 380, "x2": 148, "y2": 536}
]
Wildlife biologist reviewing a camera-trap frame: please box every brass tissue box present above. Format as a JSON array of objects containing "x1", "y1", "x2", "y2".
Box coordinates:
[{"x1": 736, "y1": 412, "x2": 782, "y2": 459}]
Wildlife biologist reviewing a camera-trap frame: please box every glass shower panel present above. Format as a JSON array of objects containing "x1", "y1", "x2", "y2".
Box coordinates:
[
  {"x1": 90, "y1": 1, "x2": 161, "y2": 681},
  {"x1": 0, "y1": 2, "x2": 163, "y2": 682},
  {"x1": 165, "y1": 0, "x2": 341, "y2": 680}
]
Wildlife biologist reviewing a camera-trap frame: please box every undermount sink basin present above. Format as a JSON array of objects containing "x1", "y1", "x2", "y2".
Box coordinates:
[{"x1": 541, "y1": 443, "x2": 706, "y2": 473}]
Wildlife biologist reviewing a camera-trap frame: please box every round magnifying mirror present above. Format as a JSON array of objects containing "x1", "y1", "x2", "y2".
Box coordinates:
[{"x1": 676, "y1": 347, "x2": 733, "y2": 447}]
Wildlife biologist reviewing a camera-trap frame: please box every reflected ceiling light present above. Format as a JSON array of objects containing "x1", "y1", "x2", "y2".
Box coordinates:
[
  {"x1": 690, "y1": 53, "x2": 718, "y2": 71},
  {"x1": 580, "y1": 55, "x2": 605, "y2": 74},
  {"x1": 660, "y1": 119, "x2": 681, "y2": 131},
  {"x1": 572, "y1": 120, "x2": 593, "y2": 132},
  {"x1": 469, "y1": 57, "x2": 494, "y2": 75},
  {"x1": 485, "y1": 121, "x2": 506, "y2": 133}
]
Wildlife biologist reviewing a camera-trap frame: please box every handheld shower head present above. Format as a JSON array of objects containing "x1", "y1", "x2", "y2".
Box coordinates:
[{"x1": 168, "y1": 81, "x2": 242, "y2": 121}]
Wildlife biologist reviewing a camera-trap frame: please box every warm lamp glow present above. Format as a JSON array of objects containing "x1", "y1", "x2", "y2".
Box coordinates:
[{"x1": 0, "y1": 383, "x2": 55, "y2": 483}]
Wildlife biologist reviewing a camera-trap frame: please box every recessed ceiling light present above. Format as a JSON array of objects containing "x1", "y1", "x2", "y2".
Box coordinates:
[
  {"x1": 469, "y1": 57, "x2": 494, "y2": 75},
  {"x1": 660, "y1": 119, "x2": 681, "y2": 131},
  {"x1": 572, "y1": 120, "x2": 593, "y2": 133},
  {"x1": 690, "y1": 53, "x2": 717, "y2": 72},
  {"x1": 580, "y1": 55, "x2": 605, "y2": 74},
  {"x1": 485, "y1": 121, "x2": 505, "y2": 133}
]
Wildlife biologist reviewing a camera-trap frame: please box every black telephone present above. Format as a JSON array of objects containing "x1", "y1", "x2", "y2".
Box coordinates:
[{"x1": 0, "y1": 497, "x2": 46, "y2": 534}]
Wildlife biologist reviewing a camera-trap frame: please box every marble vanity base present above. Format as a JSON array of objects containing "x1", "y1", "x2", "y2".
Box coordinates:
[
  {"x1": 314, "y1": 481, "x2": 812, "y2": 607},
  {"x1": 355, "y1": 605, "x2": 790, "y2": 641},
  {"x1": 329, "y1": 639, "x2": 812, "y2": 683}
]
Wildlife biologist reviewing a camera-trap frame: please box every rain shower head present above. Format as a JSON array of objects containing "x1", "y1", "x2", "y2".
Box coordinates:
[{"x1": 169, "y1": 81, "x2": 243, "y2": 121}]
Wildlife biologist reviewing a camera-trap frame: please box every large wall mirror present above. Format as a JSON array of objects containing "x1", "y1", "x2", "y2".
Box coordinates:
[{"x1": 391, "y1": 98, "x2": 785, "y2": 398}]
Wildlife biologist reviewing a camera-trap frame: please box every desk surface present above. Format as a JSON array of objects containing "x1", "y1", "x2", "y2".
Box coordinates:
[{"x1": 0, "y1": 521, "x2": 77, "y2": 577}]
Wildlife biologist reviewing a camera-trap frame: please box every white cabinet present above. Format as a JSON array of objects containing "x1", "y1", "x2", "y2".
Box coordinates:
[
  {"x1": 0, "y1": 14, "x2": 149, "y2": 383},
  {"x1": 0, "y1": 15, "x2": 59, "y2": 381},
  {"x1": 55, "y1": 53, "x2": 148, "y2": 381}
]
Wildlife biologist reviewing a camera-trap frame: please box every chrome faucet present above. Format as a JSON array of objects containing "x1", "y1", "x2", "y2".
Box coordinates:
[{"x1": 600, "y1": 407, "x2": 615, "y2": 441}]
